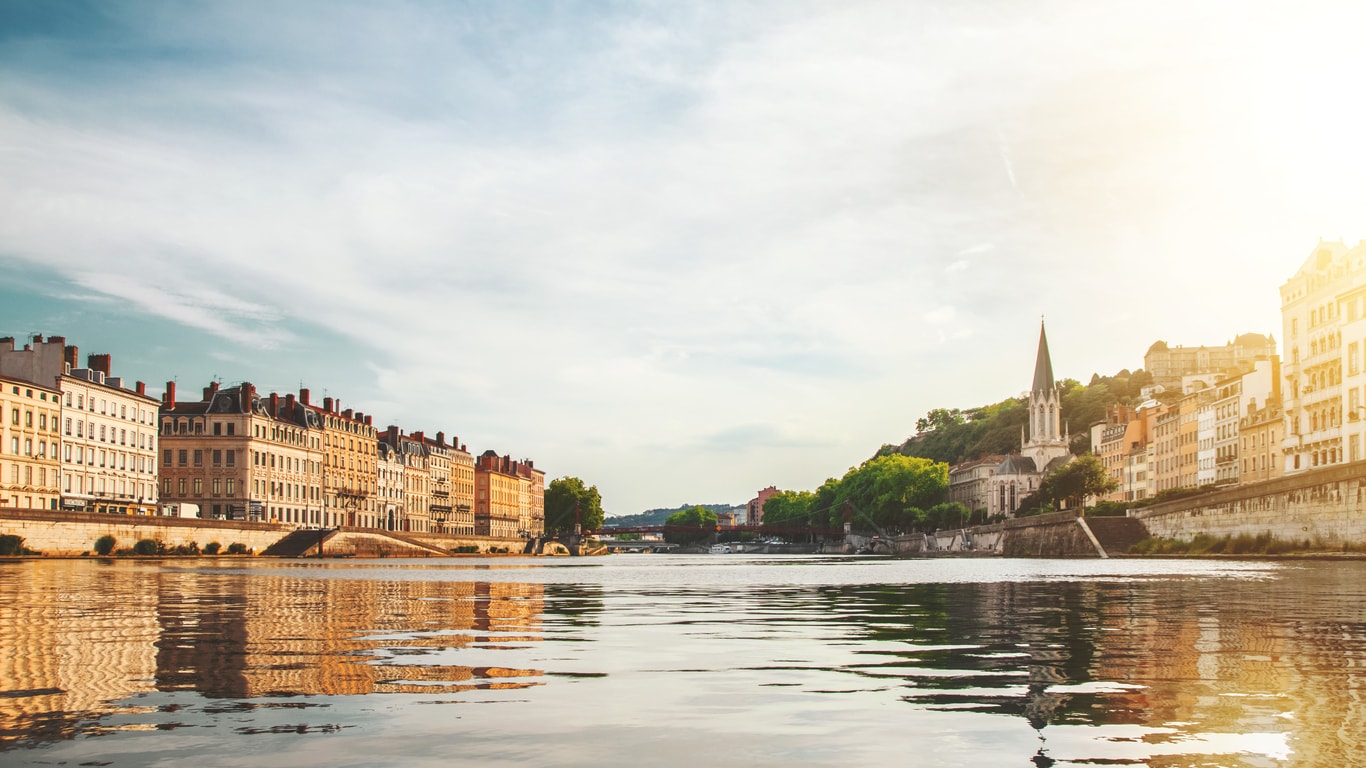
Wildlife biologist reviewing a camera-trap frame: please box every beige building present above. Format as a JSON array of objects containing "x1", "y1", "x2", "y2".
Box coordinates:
[
  {"x1": 302, "y1": 393, "x2": 378, "y2": 529},
  {"x1": 1144, "y1": 334, "x2": 1276, "y2": 390},
  {"x1": 0, "y1": 375, "x2": 62, "y2": 510},
  {"x1": 450, "y1": 441, "x2": 475, "y2": 536},
  {"x1": 159, "y1": 382, "x2": 324, "y2": 525},
  {"x1": 376, "y1": 440, "x2": 405, "y2": 531},
  {"x1": 1279, "y1": 240, "x2": 1366, "y2": 473},
  {"x1": 947, "y1": 455, "x2": 1004, "y2": 514},
  {"x1": 0, "y1": 336, "x2": 159, "y2": 515},
  {"x1": 1241, "y1": 397, "x2": 1284, "y2": 484},
  {"x1": 380, "y1": 428, "x2": 431, "y2": 533}
]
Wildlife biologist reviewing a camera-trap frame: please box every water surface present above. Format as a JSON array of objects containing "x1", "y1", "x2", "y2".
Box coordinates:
[{"x1": 2, "y1": 555, "x2": 1364, "y2": 766}]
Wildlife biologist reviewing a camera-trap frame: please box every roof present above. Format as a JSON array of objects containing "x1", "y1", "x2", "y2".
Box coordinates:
[
  {"x1": 995, "y1": 454, "x2": 1037, "y2": 475},
  {"x1": 1032, "y1": 321, "x2": 1055, "y2": 394}
]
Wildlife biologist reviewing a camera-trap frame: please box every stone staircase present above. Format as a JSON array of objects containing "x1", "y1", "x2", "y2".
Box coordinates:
[{"x1": 260, "y1": 528, "x2": 333, "y2": 557}]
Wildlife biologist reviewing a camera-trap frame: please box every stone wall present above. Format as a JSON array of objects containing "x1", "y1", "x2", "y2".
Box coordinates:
[
  {"x1": 0, "y1": 508, "x2": 286, "y2": 555},
  {"x1": 0, "y1": 508, "x2": 538, "y2": 557},
  {"x1": 997, "y1": 510, "x2": 1102, "y2": 557},
  {"x1": 1135, "y1": 461, "x2": 1366, "y2": 546}
]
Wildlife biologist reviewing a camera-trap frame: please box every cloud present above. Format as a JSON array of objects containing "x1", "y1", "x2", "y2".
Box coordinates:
[{"x1": 0, "y1": 0, "x2": 1358, "y2": 513}]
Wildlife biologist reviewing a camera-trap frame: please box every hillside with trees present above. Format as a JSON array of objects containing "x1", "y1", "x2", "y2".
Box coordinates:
[
  {"x1": 605, "y1": 503, "x2": 740, "y2": 528},
  {"x1": 891, "y1": 368, "x2": 1155, "y2": 467}
]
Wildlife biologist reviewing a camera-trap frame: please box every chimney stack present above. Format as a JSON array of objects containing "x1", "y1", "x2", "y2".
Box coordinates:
[
  {"x1": 269, "y1": 392, "x2": 279, "y2": 417},
  {"x1": 88, "y1": 354, "x2": 111, "y2": 376},
  {"x1": 436, "y1": 431, "x2": 445, "y2": 446},
  {"x1": 164, "y1": 381, "x2": 176, "y2": 409},
  {"x1": 135, "y1": 381, "x2": 146, "y2": 397},
  {"x1": 324, "y1": 396, "x2": 333, "y2": 413},
  {"x1": 64, "y1": 345, "x2": 79, "y2": 372},
  {"x1": 300, "y1": 388, "x2": 310, "y2": 406},
  {"x1": 343, "y1": 408, "x2": 354, "y2": 420}
]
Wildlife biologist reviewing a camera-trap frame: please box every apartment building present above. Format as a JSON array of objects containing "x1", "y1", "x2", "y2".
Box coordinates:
[
  {"x1": 0, "y1": 336, "x2": 159, "y2": 514},
  {"x1": 1144, "y1": 334, "x2": 1276, "y2": 390},
  {"x1": 1280, "y1": 239, "x2": 1366, "y2": 472},
  {"x1": 947, "y1": 456, "x2": 1005, "y2": 513},
  {"x1": 159, "y1": 382, "x2": 324, "y2": 525},
  {"x1": 0, "y1": 375, "x2": 61, "y2": 510},
  {"x1": 475, "y1": 451, "x2": 543, "y2": 538},
  {"x1": 1241, "y1": 398, "x2": 1284, "y2": 484},
  {"x1": 376, "y1": 440, "x2": 405, "y2": 531},
  {"x1": 301, "y1": 393, "x2": 378, "y2": 529}
]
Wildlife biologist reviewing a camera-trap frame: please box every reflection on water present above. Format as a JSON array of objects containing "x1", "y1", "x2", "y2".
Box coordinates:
[{"x1": 1, "y1": 557, "x2": 1364, "y2": 766}]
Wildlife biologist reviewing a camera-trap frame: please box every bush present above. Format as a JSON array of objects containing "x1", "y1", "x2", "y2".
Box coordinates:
[
  {"x1": 0, "y1": 534, "x2": 31, "y2": 556},
  {"x1": 132, "y1": 538, "x2": 161, "y2": 556},
  {"x1": 226, "y1": 542, "x2": 248, "y2": 554},
  {"x1": 169, "y1": 542, "x2": 200, "y2": 556},
  {"x1": 452, "y1": 545, "x2": 479, "y2": 554},
  {"x1": 203, "y1": 541, "x2": 221, "y2": 555},
  {"x1": 94, "y1": 534, "x2": 117, "y2": 556}
]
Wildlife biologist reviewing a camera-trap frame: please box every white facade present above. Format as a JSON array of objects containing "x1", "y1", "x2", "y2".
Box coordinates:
[
  {"x1": 1280, "y1": 240, "x2": 1366, "y2": 474},
  {"x1": 60, "y1": 371, "x2": 160, "y2": 513}
]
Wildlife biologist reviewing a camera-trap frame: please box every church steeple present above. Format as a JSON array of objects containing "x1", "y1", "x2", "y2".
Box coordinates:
[{"x1": 1032, "y1": 320, "x2": 1055, "y2": 395}]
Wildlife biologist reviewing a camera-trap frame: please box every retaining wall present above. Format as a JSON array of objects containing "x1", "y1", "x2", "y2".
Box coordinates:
[
  {"x1": 0, "y1": 508, "x2": 286, "y2": 555},
  {"x1": 1135, "y1": 461, "x2": 1366, "y2": 546}
]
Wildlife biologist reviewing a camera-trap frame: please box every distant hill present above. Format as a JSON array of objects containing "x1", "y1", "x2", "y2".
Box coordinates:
[{"x1": 605, "y1": 503, "x2": 742, "y2": 527}]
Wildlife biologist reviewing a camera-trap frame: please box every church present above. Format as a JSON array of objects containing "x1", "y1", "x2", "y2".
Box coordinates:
[{"x1": 989, "y1": 322, "x2": 1074, "y2": 517}]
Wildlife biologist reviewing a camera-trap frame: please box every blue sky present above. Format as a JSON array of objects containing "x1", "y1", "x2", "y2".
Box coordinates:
[{"x1": 2, "y1": 1, "x2": 1363, "y2": 515}]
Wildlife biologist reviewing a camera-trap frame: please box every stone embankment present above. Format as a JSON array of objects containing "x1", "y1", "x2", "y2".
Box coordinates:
[{"x1": 0, "y1": 508, "x2": 537, "y2": 557}]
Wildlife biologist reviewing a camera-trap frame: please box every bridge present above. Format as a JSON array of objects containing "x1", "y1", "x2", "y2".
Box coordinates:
[{"x1": 591, "y1": 523, "x2": 846, "y2": 537}]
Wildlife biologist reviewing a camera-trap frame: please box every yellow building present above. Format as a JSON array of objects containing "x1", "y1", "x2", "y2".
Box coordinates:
[
  {"x1": 450, "y1": 440, "x2": 475, "y2": 536},
  {"x1": 302, "y1": 392, "x2": 378, "y2": 529},
  {"x1": 0, "y1": 375, "x2": 61, "y2": 510},
  {"x1": 474, "y1": 451, "x2": 544, "y2": 538}
]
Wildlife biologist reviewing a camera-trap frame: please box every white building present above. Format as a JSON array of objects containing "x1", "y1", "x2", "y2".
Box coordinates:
[
  {"x1": 1279, "y1": 240, "x2": 1366, "y2": 473},
  {"x1": 0, "y1": 336, "x2": 159, "y2": 515}
]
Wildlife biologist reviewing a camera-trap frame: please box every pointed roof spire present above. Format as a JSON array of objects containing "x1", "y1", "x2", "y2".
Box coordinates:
[{"x1": 1032, "y1": 319, "x2": 1055, "y2": 394}]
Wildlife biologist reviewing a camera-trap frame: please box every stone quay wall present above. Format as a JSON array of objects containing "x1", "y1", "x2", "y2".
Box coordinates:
[
  {"x1": 0, "y1": 508, "x2": 287, "y2": 555},
  {"x1": 1134, "y1": 461, "x2": 1366, "y2": 546},
  {"x1": 0, "y1": 508, "x2": 534, "y2": 557}
]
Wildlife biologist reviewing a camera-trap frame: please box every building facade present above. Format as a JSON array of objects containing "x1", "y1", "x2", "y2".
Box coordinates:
[
  {"x1": 1144, "y1": 334, "x2": 1276, "y2": 390},
  {"x1": 159, "y1": 382, "x2": 324, "y2": 525},
  {"x1": 1279, "y1": 240, "x2": 1366, "y2": 474},
  {"x1": 0, "y1": 375, "x2": 61, "y2": 511},
  {"x1": 0, "y1": 336, "x2": 159, "y2": 515}
]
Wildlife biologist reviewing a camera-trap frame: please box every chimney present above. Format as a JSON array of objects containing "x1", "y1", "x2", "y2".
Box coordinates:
[
  {"x1": 412, "y1": 430, "x2": 425, "y2": 444},
  {"x1": 164, "y1": 381, "x2": 176, "y2": 409},
  {"x1": 334, "y1": 399, "x2": 341, "y2": 414},
  {"x1": 343, "y1": 408, "x2": 354, "y2": 420},
  {"x1": 269, "y1": 392, "x2": 279, "y2": 417},
  {"x1": 135, "y1": 381, "x2": 145, "y2": 397},
  {"x1": 300, "y1": 388, "x2": 310, "y2": 406},
  {"x1": 33, "y1": 334, "x2": 43, "y2": 343},
  {"x1": 64, "y1": 345, "x2": 78, "y2": 371},
  {"x1": 324, "y1": 396, "x2": 333, "y2": 413},
  {"x1": 49, "y1": 336, "x2": 64, "y2": 346},
  {"x1": 286, "y1": 393, "x2": 296, "y2": 414},
  {"x1": 355, "y1": 411, "x2": 364, "y2": 423},
  {"x1": 365, "y1": 415, "x2": 372, "y2": 426},
  {"x1": 88, "y1": 354, "x2": 111, "y2": 376},
  {"x1": 386, "y1": 425, "x2": 401, "y2": 444},
  {"x1": 436, "y1": 431, "x2": 445, "y2": 446}
]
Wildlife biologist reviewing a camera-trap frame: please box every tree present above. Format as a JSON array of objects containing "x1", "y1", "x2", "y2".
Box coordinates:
[
  {"x1": 1020, "y1": 454, "x2": 1119, "y2": 515},
  {"x1": 664, "y1": 505, "x2": 719, "y2": 546},
  {"x1": 836, "y1": 454, "x2": 949, "y2": 535},
  {"x1": 544, "y1": 476, "x2": 605, "y2": 536}
]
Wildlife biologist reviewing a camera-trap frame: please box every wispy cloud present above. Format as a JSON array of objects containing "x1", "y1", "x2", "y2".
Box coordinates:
[{"x1": 0, "y1": 0, "x2": 1359, "y2": 512}]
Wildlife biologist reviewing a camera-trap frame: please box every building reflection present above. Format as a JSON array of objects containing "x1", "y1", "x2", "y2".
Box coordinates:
[
  {"x1": 0, "y1": 563, "x2": 545, "y2": 747},
  {"x1": 839, "y1": 574, "x2": 1366, "y2": 765}
]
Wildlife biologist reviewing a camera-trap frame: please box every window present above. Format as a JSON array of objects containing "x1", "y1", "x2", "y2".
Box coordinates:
[
  {"x1": 226, "y1": 478, "x2": 235, "y2": 496},
  {"x1": 178, "y1": 450, "x2": 187, "y2": 466},
  {"x1": 178, "y1": 478, "x2": 186, "y2": 496},
  {"x1": 213, "y1": 422, "x2": 222, "y2": 436},
  {"x1": 193, "y1": 449, "x2": 203, "y2": 467},
  {"x1": 212, "y1": 479, "x2": 221, "y2": 497},
  {"x1": 193, "y1": 478, "x2": 202, "y2": 495},
  {"x1": 226, "y1": 450, "x2": 235, "y2": 467},
  {"x1": 226, "y1": 423, "x2": 235, "y2": 436},
  {"x1": 212, "y1": 449, "x2": 221, "y2": 466}
]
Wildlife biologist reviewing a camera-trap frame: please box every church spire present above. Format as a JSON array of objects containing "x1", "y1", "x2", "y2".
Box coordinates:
[{"x1": 1032, "y1": 320, "x2": 1055, "y2": 394}]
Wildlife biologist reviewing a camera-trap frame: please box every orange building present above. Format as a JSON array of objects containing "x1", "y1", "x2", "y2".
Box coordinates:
[
  {"x1": 1240, "y1": 397, "x2": 1284, "y2": 485},
  {"x1": 475, "y1": 451, "x2": 543, "y2": 538}
]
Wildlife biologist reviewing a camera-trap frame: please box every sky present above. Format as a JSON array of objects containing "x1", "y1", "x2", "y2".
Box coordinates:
[{"x1": 2, "y1": 1, "x2": 1365, "y2": 516}]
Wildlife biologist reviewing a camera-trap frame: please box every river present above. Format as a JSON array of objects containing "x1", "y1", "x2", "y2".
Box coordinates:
[{"x1": 1, "y1": 555, "x2": 1364, "y2": 767}]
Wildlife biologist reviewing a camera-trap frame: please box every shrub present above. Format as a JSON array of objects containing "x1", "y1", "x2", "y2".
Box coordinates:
[
  {"x1": 132, "y1": 538, "x2": 161, "y2": 556},
  {"x1": 203, "y1": 541, "x2": 222, "y2": 555},
  {"x1": 226, "y1": 542, "x2": 249, "y2": 554},
  {"x1": 170, "y1": 542, "x2": 200, "y2": 556},
  {"x1": 0, "y1": 534, "x2": 29, "y2": 556},
  {"x1": 94, "y1": 535, "x2": 117, "y2": 556},
  {"x1": 452, "y1": 545, "x2": 479, "y2": 554}
]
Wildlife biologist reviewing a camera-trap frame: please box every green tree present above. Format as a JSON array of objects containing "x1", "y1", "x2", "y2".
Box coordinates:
[
  {"x1": 836, "y1": 454, "x2": 948, "y2": 535},
  {"x1": 94, "y1": 535, "x2": 117, "y2": 556},
  {"x1": 664, "y1": 505, "x2": 719, "y2": 546},
  {"x1": 1041, "y1": 453, "x2": 1117, "y2": 510},
  {"x1": 544, "y1": 476, "x2": 605, "y2": 536}
]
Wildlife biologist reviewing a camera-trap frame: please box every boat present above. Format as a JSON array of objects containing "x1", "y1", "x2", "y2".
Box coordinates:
[{"x1": 708, "y1": 544, "x2": 731, "y2": 554}]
